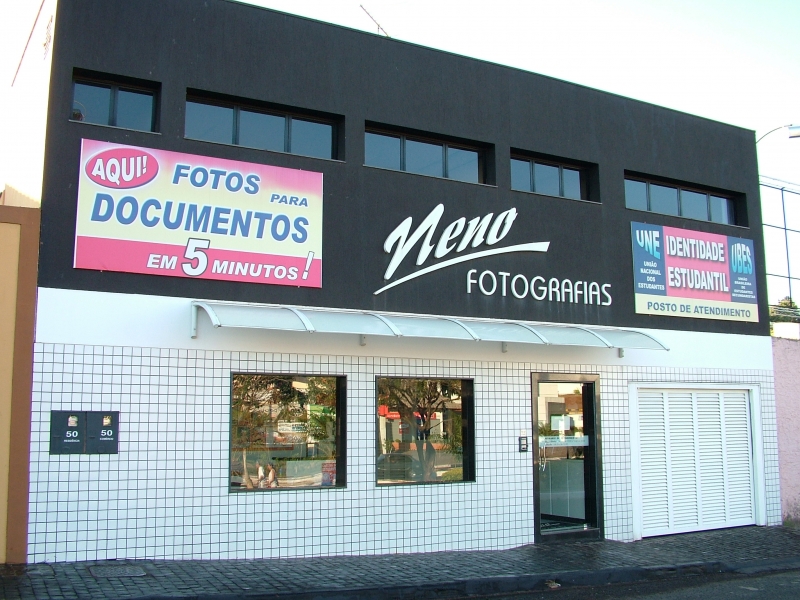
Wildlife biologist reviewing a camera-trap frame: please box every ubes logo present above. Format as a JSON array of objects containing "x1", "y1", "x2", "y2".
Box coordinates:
[
  {"x1": 730, "y1": 242, "x2": 753, "y2": 275},
  {"x1": 85, "y1": 147, "x2": 159, "y2": 189}
]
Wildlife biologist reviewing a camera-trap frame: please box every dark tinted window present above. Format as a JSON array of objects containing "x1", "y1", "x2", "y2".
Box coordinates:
[
  {"x1": 239, "y1": 110, "x2": 284, "y2": 152},
  {"x1": 185, "y1": 101, "x2": 234, "y2": 144},
  {"x1": 72, "y1": 79, "x2": 155, "y2": 132},
  {"x1": 650, "y1": 184, "x2": 679, "y2": 216},
  {"x1": 115, "y1": 89, "x2": 154, "y2": 131},
  {"x1": 512, "y1": 157, "x2": 589, "y2": 201},
  {"x1": 72, "y1": 83, "x2": 111, "y2": 125},
  {"x1": 710, "y1": 196, "x2": 733, "y2": 224},
  {"x1": 624, "y1": 179, "x2": 648, "y2": 210},
  {"x1": 365, "y1": 130, "x2": 485, "y2": 183},
  {"x1": 626, "y1": 178, "x2": 737, "y2": 225},
  {"x1": 290, "y1": 119, "x2": 332, "y2": 159},
  {"x1": 562, "y1": 168, "x2": 582, "y2": 200},
  {"x1": 365, "y1": 132, "x2": 401, "y2": 170},
  {"x1": 447, "y1": 147, "x2": 479, "y2": 183},
  {"x1": 534, "y1": 163, "x2": 560, "y2": 196},
  {"x1": 185, "y1": 97, "x2": 337, "y2": 159},
  {"x1": 405, "y1": 140, "x2": 443, "y2": 177},
  {"x1": 510, "y1": 159, "x2": 531, "y2": 191},
  {"x1": 681, "y1": 190, "x2": 709, "y2": 221}
]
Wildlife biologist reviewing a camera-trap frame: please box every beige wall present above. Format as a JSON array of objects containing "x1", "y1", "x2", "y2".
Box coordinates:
[
  {"x1": 0, "y1": 223, "x2": 21, "y2": 563},
  {"x1": 774, "y1": 336, "x2": 800, "y2": 520},
  {"x1": 0, "y1": 186, "x2": 39, "y2": 209},
  {"x1": 0, "y1": 205, "x2": 38, "y2": 563}
]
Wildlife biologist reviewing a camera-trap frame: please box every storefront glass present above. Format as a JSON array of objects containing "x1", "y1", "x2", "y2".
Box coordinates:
[
  {"x1": 230, "y1": 374, "x2": 343, "y2": 490},
  {"x1": 536, "y1": 381, "x2": 598, "y2": 533},
  {"x1": 376, "y1": 378, "x2": 473, "y2": 485}
]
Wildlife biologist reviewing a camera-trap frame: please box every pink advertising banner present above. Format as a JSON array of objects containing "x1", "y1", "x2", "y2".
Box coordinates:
[
  {"x1": 74, "y1": 139, "x2": 323, "y2": 287},
  {"x1": 631, "y1": 222, "x2": 758, "y2": 322}
]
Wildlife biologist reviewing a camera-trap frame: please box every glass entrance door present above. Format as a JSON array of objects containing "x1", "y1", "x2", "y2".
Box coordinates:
[{"x1": 534, "y1": 377, "x2": 600, "y2": 537}]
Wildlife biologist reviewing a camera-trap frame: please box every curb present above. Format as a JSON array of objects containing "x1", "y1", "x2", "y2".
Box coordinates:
[{"x1": 127, "y1": 557, "x2": 800, "y2": 600}]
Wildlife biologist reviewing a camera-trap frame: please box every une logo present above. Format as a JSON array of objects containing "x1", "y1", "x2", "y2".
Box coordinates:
[
  {"x1": 85, "y1": 147, "x2": 159, "y2": 189},
  {"x1": 636, "y1": 228, "x2": 661, "y2": 259}
]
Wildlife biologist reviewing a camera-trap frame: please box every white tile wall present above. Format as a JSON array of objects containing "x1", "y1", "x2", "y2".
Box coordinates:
[{"x1": 28, "y1": 343, "x2": 780, "y2": 562}]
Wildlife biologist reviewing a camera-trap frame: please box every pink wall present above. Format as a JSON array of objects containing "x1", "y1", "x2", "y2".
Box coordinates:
[{"x1": 774, "y1": 337, "x2": 800, "y2": 520}]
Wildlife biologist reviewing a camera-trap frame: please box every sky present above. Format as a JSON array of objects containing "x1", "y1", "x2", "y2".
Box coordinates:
[
  {"x1": 242, "y1": 0, "x2": 800, "y2": 188},
  {"x1": 1, "y1": 0, "x2": 798, "y2": 191}
]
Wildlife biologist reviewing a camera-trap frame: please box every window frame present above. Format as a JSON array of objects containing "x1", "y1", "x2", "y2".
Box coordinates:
[
  {"x1": 229, "y1": 372, "x2": 347, "y2": 492},
  {"x1": 71, "y1": 72, "x2": 159, "y2": 133},
  {"x1": 364, "y1": 128, "x2": 488, "y2": 184},
  {"x1": 374, "y1": 376, "x2": 475, "y2": 487},
  {"x1": 185, "y1": 93, "x2": 339, "y2": 160},
  {"x1": 624, "y1": 175, "x2": 741, "y2": 226},
  {"x1": 532, "y1": 373, "x2": 604, "y2": 540},
  {"x1": 510, "y1": 154, "x2": 592, "y2": 202},
  {"x1": 761, "y1": 183, "x2": 800, "y2": 305}
]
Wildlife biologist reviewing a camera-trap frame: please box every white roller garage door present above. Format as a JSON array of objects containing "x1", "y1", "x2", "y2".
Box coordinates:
[{"x1": 635, "y1": 389, "x2": 755, "y2": 537}]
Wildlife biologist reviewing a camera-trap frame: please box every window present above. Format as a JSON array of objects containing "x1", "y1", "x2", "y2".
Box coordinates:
[
  {"x1": 365, "y1": 131, "x2": 484, "y2": 183},
  {"x1": 625, "y1": 177, "x2": 738, "y2": 225},
  {"x1": 762, "y1": 183, "x2": 800, "y2": 306},
  {"x1": 186, "y1": 96, "x2": 336, "y2": 160},
  {"x1": 71, "y1": 76, "x2": 156, "y2": 132},
  {"x1": 230, "y1": 374, "x2": 346, "y2": 490},
  {"x1": 376, "y1": 377, "x2": 475, "y2": 485},
  {"x1": 511, "y1": 157, "x2": 588, "y2": 200}
]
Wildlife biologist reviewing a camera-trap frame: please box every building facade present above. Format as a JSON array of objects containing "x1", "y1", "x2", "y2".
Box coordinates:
[
  {"x1": 773, "y1": 336, "x2": 800, "y2": 523},
  {"x1": 761, "y1": 181, "x2": 800, "y2": 306},
  {"x1": 9, "y1": 0, "x2": 781, "y2": 563}
]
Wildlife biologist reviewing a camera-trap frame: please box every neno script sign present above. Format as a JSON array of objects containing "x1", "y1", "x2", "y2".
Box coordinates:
[
  {"x1": 74, "y1": 139, "x2": 323, "y2": 287},
  {"x1": 631, "y1": 222, "x2": 758, "y2": 322},
  {"x1": 374, "y1": 203, "x2": 550, "y2": 295},
  {"x1": 374, "y1": 204, "x2": 614, "y2": 306}
]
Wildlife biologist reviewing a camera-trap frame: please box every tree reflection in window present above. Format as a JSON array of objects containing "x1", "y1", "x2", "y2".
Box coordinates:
[
  {"x1": 376, "y1": 378, "x2": 472, "y2": 484},
  {"x1": 231, "y1": 374, "x2": 342, "y2": 490}
]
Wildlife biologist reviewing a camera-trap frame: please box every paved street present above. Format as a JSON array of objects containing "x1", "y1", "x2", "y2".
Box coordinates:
[
  {"x1": 1, "y1": 526, "x2": 799, "y2": 599},
  {"x1": 465, "y1": 569, "x2": 800, "y2": 599}
]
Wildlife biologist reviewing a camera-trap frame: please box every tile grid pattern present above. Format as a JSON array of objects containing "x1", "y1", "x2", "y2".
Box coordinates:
[{"x1": 28, "y1": 344, "x2": 780, "y2": 563}]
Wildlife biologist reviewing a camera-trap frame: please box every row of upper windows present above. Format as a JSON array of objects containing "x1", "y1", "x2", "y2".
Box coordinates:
[
  {"x1": 624, "y1": 179, "x2": 735, "y2": 226},
  {"x1": 70, "y1": 74, "x2": 744, "y2": 227}
]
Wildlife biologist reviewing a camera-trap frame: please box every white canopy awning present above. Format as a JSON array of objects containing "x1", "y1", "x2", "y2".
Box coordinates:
[{"x1": 190, "y1": 300, "x2": 668, "y2": 351}]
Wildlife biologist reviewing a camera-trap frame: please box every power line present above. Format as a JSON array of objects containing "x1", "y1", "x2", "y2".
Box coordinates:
[
  {"x1": 760, "y1": 175, "x2": 800, "y2": 193},
  {"x1": 11, "y1": 0, "x2": 47, "y2": 87},
  {"x1": 360, "y1": 5, "x2": 390, "y2": 37}
]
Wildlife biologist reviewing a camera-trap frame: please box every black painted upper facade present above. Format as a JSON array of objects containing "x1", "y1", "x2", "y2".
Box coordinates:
[{"x1": 39, "y1": 0, "x2": 767, "y2": 336}]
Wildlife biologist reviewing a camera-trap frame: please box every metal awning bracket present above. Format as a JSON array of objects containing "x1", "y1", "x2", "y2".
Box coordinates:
[
  {"x1": 283, "y1": 307, "x2": 316, "y2": 332},
  {"x1": 512, "y1": 322, "x2": 551, "y2": 345},
  {"x1": 444, "y1": 318, "x2": 481, "y2": 341},
  {"x1": 366, "y1": 312, "x2": 403, "y2": 336},
  {"x1": 570, "y1": 325, "x2": 614, "y2": 348},
  {"x1": 625, "y1": 329, "x2": 670, "y2": 351},
  {"x1": 191, "y1": 301, "x2": 221, "y2": 338}
]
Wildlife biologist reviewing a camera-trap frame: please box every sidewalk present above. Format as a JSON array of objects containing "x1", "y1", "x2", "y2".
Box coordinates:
[{"x1": 2, "y1": 526, "x2": 800, "y2": 600}]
